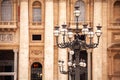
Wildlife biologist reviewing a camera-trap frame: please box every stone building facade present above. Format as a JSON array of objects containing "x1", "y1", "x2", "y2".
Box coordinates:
[{"x1": 0, "y1": 0, "x2": 120, "y2": 80}]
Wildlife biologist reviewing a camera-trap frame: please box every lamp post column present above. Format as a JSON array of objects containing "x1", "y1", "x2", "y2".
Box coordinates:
[
  {"x1": 54, "y1": 1, "x2": 102, "y2": 80},
  {"x1": 75, "y1": 50, "x2": 80, "y2": 80},
  {"x1": 87, "y1": 49, "x2": 92, "y2": 80}
]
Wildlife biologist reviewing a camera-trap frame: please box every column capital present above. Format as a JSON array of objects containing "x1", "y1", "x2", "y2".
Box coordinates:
[{"x1": 13, "y1": 49, "x2": 18, "y2": 53}]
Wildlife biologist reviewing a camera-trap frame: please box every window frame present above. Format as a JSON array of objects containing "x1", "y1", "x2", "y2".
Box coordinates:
[
  {"x1": 0, "y1": 50, "x2": 18, "y2": 80},
  {"x1": 0, "y1": 0, "x2": 13, "y2": 21},
  {"x1": 32, "y1": 1, "x2": 42, "y2": 23}
]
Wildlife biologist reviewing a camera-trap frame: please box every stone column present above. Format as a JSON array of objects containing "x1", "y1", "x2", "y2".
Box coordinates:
[
  {"x1": 58, "y1": 0, "x2": 68, "y2": 80},
  {"x1": 13, "y1": 49, "x2": 18, "y2": 80},
  {"x1": 44, "y1": 0, "x2": 54, "y2": 80},
  {"x1": 19, "y1": 0, "x2": 29, "y2": 80},
  {"x1": 93, "y1": 0, "x2": 103, "y2": 80}
]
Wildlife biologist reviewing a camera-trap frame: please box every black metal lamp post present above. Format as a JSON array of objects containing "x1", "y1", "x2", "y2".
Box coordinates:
[{"x1": 53, "y1": 0, "x2": 102, "y2": 80}]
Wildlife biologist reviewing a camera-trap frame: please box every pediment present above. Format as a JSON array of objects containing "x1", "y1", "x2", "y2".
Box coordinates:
[
  {"x1": 110, "y1": 44, "x2": 120, "y2": 48},
  {"x1": 108, "y1": 43, "x2": 120, "y2": 51}
]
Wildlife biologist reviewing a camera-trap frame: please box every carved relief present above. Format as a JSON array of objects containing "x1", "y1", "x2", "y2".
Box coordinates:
[
  {"x1": 30, "y1": 47, "x2": 44, "y2": 58},
  {"x1": 30, "y1": 47, "x2": 44, "y2": 65},
  {"x1": 31, "y1": 49, "x2": 42, "y2": 55},
  {"x1": 0, "y1": 33, "x2": 14, "y2": 42}
]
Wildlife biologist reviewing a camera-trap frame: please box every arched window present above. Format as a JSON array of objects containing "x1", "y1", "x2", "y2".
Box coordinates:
[
  {"x1": 32, "y1": 1, "x2": 42, "y2": 22},
  {"x1": 75, "y1": 0, "x2": 85, "y2": 22},
  {"x1": 113, "y1": 1, "x2": 120, "y2": 21},
  {"x1": 31, "y1": 62, "x2": 42, "y2": 80},
  {"x1": 1, "y1": 0, "x2": 12, "y2": 21}
]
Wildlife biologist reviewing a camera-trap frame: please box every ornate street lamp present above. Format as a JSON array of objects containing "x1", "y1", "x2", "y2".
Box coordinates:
[{"x1": 54, "y1": 0, "x2": 102, "y2": 80}]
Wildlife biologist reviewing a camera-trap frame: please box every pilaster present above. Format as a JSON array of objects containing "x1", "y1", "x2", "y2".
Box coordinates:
[
  {"x1": 19, "y1": 0, "x2": 29, "y2": 80},
  {"x1": 58, "y1": 0, "x2": 68, "y2": 80},
  {"x1": 102, "y1": 1, "x2": 108, "y2": 80},
  {"x1": 93, "y1": 0, "x2": 103, "y2": 80},
  {"x1": 44, "y1": 0, "x2": 54, "y2": 80}
]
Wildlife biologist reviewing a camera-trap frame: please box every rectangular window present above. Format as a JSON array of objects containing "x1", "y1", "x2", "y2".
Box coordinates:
[
  {"x1": 32, "y1": 34, "x2": 41, "y2": 41},
  {"x1": 0, "y1": 50, "x2": 17, "y2": 80}
]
